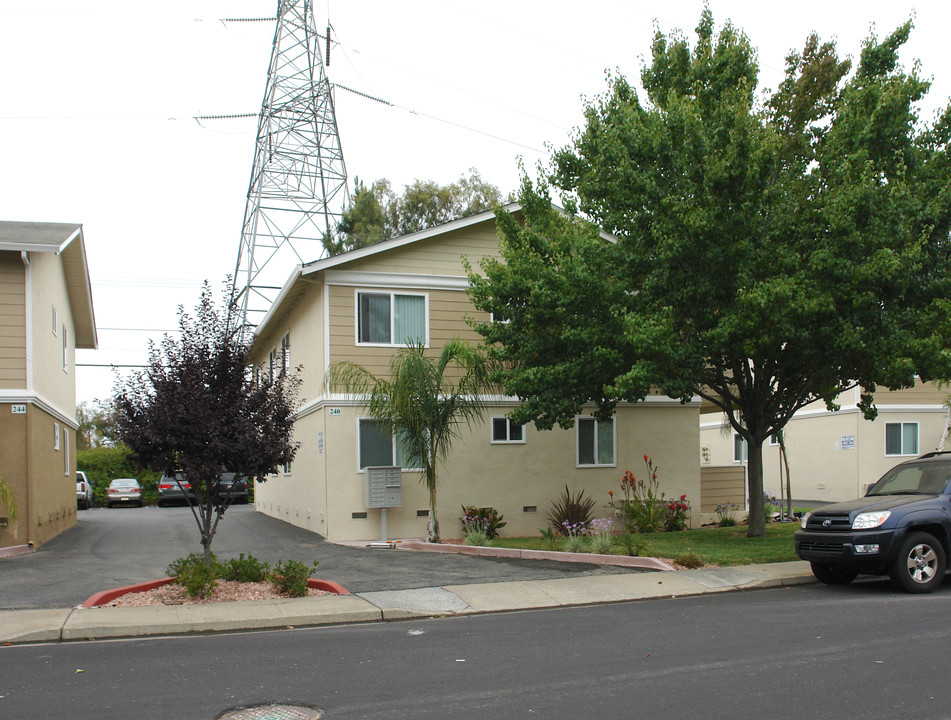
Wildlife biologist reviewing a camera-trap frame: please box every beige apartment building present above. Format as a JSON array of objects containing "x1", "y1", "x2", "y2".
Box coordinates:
[
  {"x1": 699, "y1": 381, "x2": 950, "y2": 505},
  {"x1": 250, "y1": 206, "x2": 702, "y2": 542},
  {"x1": 0, "y1": 222, "x2": 97, "y2": 551}
]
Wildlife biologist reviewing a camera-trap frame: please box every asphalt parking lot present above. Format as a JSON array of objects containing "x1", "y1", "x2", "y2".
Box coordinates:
[{"x1": 0, "y1": 504, "x2": 637, "y2": 610}]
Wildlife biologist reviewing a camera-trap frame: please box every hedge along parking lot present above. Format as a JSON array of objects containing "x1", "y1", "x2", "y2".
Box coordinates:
[{"x1": 0, "y1": 505, "x2": 641, "y2": 611}]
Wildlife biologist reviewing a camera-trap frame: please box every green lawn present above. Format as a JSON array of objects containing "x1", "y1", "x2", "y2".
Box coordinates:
[{"x1": 489, "y1": 523, "x2": 801, "y2": 566}]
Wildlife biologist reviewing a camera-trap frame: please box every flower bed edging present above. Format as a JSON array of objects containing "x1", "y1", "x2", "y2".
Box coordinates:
[{"x1": 81, "y1": 577, "x2": 349, "y2": 608}]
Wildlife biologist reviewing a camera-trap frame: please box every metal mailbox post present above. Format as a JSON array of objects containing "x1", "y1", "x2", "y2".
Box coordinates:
[{"x1": 365, "y1": 466, "x2": 402, "y2": 542}]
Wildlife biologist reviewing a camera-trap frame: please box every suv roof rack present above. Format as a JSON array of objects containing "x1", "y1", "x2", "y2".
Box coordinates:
[{"x1": 917, "y1": 451, "x2": 951, "y2": 459}]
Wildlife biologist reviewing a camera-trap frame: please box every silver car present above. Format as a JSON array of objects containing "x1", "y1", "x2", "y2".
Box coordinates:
[{"x1": 107, "y1": 478, "x2": 142, "y2": 508}]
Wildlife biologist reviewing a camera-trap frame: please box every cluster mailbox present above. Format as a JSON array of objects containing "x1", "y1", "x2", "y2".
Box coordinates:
[{"x1": 366, "y1": 466, "x2": 402, "y2": 508}]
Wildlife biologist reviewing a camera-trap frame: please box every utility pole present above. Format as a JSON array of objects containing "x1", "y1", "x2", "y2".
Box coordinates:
[{"x1": 232, "y1": 0, "x2": 349, "y2": 331}]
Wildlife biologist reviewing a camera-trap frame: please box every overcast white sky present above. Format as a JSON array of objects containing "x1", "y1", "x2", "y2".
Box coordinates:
[{"x1": 0, "y1": 0, "x2": 947, "y2": 406}]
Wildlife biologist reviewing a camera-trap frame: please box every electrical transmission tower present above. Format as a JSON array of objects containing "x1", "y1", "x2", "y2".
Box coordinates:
[{"x1": 232, "y1": 0, "x2": 349, "y2": 329}]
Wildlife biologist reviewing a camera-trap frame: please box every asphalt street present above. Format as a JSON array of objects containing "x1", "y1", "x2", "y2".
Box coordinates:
[
  {"x1": 3, "y1": 581, "x2": 951, "y2": 719},
  {"x1": 0, "y1": 504, "x2": 639, "y2": 610}
]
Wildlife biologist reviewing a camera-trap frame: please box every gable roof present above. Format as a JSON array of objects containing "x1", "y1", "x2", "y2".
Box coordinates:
[
  {"x1": 251, "y1": 204, "x2": 517, "y2": 349},
  {"x1": 251, "y1": 202, "x2": 618, "y2": 350},
  {"x1": 0, "y1": 221, "x2": 98, "y2": 349}
]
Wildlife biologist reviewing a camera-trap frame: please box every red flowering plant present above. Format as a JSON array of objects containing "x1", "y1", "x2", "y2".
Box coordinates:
[
  {"x1": 608, "y1": 455, "x2": 668, "y2": 533},
  {"x1": 665, "y1": 494, "x2": 691, "y2": 532}
]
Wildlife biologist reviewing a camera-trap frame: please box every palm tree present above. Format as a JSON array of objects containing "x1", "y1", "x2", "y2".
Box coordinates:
[{"x1": 329, "y1": 338, "x2": 497, "y2": 542}]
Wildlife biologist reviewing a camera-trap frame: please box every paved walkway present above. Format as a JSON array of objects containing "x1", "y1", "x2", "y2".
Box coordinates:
[{"x1": 0, "y1": 539, "x2": 816, "y2": 644}]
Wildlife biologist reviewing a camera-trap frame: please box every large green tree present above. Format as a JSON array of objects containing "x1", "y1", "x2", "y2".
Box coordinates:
[
  {"x1": 468, "y1": 12, "x2": 951, "y2": 537},
  {"x1": 329, "y1": 339, "x2": 497, "y2": 542},
  {"x1": 324, "y1": 169, "x2": 505, "y2": 255}
]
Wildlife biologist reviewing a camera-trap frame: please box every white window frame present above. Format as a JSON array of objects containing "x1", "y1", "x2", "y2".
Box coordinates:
[
  {"x1": 64, "y1": 428, "x2": 70, "y2": 475},
  {"x1": 576, "y1": 416, "x2": 616, "y2": 468},
  {"x1": 491, "y1": 417, "x2": 525, "y2": 444},
  {"x1": 885, "y1": 421, "x2": 919, "y2": 457},
  {"x1": 62, "y1": 324, "x2": 68, "y2": 372},
  {"x1": 733, "y1": 433, "x2": 748, "y2": 463},
  {"x1": 357, "y1": 418, "x2": 423, "y2": 472},
  {"x1": 354, "y1": 290, "x2": 429, "y2": 347},
  {"x1": 281, "y1": 332, "x2": 291, "y2": 374},
  {"x1": 53, "y1": 422, "x2": 61, "y2": 451},
  {"x1": 52, "y1": 306, "x2": 58, "y2": 335}
]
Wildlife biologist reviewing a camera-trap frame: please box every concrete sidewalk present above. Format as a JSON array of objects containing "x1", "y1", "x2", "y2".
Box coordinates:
[{"x1": 0, "y1": 551, "x2": 816, "y2": 644}]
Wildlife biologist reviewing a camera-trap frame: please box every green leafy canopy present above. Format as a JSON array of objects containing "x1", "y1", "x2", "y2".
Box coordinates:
[{"x1": 468, "y1": 10, "x2": 951, "y2": 537}]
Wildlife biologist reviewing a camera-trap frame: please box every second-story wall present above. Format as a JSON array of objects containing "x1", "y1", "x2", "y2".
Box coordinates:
[
  {"x1": 29, "y1": 251, "x2": 76, "y2": 414},
  {"x1": 0, "y1": 252, "x2": 26, "y2": 390}
]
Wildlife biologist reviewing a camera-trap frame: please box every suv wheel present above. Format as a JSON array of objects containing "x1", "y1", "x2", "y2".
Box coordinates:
[
  {"x1": 810, "y1": 562, "x2": 857, "y2": 585},
  {"x1": 889, "y1": 531, "x2": 946, "y2": 593}
]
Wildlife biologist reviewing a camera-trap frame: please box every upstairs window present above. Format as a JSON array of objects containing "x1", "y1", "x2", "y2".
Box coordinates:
[
  {"x1": 281, "y1": 332, "x2": 291, "y2": 373},
  {"x1": 357, "y1": 291, "x2": 427, "y2": 346}
]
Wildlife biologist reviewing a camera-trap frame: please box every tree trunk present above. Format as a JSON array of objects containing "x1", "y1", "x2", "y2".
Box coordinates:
[
  {"x1": 938, "y1": 402, "x2": 951, "y2": 451},
  {"x1": 747, "y1": 437, "x2": 766, "y2": 537},
  {"x1": 427, "y1": 470, "x2": 440, "y2": 543},
  {"x1": 778, "y1": 431, "x2": 793, "y2": 520}
]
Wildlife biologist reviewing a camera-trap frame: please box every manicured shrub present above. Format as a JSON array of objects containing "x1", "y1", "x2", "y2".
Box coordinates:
[
  {"x1": 273, "y1": 559, "x2": 319, "y2": 598},
  {"x1": 168, "y1": 553, "x2": 221, "y2": 598},
  {"x1": 547, "y1": 485, "x2": 596, "y2": 536},
  {"x1": 220, "y1": 553, "x2": 271, "y2": 583},
  {"x1": 675, "y1": 551, "x2": 704, "y2": 569}
]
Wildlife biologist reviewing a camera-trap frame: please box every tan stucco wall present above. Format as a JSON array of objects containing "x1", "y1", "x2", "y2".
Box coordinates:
[
  {"x1": 252, "y1": 285, "x2": 326, "y2": 400},
  {"x1": 0, "y1": 406, "x2": 28, "y2": 548},
  {"x1": 256, "y1": 400, "x2": 701, "y2": 542},
  {"x1": 0, "y1": 252, "x2": 26, "y2": 389},
  {"x1": 0, "y1": 403, "x2": 75, "y2": 549},
  {"x1": 29, "y1": 251, "x2": 76, "y2": 411}
]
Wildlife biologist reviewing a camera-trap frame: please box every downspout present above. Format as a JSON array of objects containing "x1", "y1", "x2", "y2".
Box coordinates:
[{"x1": 20, "y1": 252, "x2": 33, "y2": 546}]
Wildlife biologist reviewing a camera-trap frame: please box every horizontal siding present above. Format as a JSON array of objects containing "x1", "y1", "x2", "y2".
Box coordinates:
[
  {"x1": 0, "y1": 253, "x2": 25, "y2": 389},
  {"x1": 700, "y1": 466, "x2": 746, "y2": 513},
  {"x1": 341, "y1": 224, "x2": 502, "y2": 277},
  {"x1": 328, "y1": 285, "x2": 491, "y2": 379},
  {"x1": 874, "y1": 381, "x2": 947, "y2": 407}
]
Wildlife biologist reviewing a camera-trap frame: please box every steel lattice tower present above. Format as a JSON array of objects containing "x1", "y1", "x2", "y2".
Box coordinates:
[{"x1": 232, "y1": 0, "x2": 349, "y2": 328}]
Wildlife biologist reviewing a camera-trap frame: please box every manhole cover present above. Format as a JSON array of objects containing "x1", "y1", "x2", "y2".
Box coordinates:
[{"x1": 219, "y1": 705, "x2": 323, "y2": 720}]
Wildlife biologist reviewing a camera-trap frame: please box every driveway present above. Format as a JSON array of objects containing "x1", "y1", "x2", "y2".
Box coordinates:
[{"x1": 0, "y1": 505, "x2": 638, "y2": 610}]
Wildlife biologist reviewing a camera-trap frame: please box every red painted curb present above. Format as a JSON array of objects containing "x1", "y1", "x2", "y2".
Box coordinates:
[
  {"x1": 82, "y1": 577, "x2": 350, "y2": 607},
  {"x1": 82, "y1": 577, "x2": 177, "y2": 608},
  {"x1": 308, "y1": 579, "x2": 350, "y2": 595}
]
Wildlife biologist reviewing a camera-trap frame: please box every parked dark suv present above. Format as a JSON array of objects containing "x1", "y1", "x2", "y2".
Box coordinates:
[{"x1": 796, "y1": 452, "x2": 951, "y2": 593}]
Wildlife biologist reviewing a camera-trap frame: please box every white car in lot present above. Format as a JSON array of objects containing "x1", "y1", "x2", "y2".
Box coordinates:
[{"x1": 76, "y1": 471, "x2": 93, "y2": 510}]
